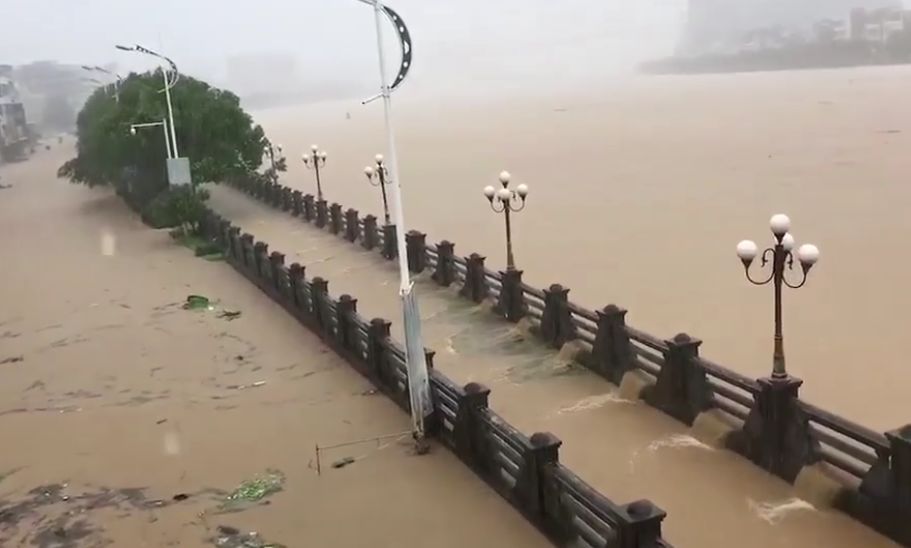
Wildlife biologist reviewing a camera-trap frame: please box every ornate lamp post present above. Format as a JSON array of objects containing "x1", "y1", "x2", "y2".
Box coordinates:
[
  {"x1": 736, "y1": 214, "x2": 820, "y2": 381},
  {"x1": 264, "y1": 142, "x2": 284, "y2": 183},
  {"x1": 483, "y1": 171, "x2": 529, "y2": 272},
  {"x1": 364, "y1": 153, "x2": 391, "y2": 225},
  {"x1": 301, "y1": 144, "x2": 328, "y2": 201}
]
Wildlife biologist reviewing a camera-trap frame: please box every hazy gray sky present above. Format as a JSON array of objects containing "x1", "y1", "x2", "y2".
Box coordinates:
[{"x1": 4, "y1": 0, "x2": 686, "y2": 92}]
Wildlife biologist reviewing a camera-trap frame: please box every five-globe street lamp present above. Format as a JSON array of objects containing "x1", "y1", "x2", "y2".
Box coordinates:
[
  {"x1": 483, "y1": 171, "x2": 529, "y2": 272},
  {"x1": 736, "y1": 214, "x2": 820, "y2": 381},
  {"x1": 264, "y1": 142, "x2": 284, "y2": 183},
  {"x1": 302, "y1": 144, "x2": 328, "y2": 201},
  {"x1": 364, "y1": 153, "x2": 391, "y2": 225}
]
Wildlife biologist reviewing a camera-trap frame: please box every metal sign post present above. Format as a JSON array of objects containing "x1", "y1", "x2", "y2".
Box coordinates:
[{"x1": 356, "y1": 0, "x2": 431, "y2": 449}]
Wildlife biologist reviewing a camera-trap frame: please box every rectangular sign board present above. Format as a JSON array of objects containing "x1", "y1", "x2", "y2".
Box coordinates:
[{"x1": 167, "y1": 157, "x2": 192, "y2": 187}]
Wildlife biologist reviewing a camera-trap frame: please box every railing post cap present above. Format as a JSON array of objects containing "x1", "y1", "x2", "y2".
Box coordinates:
[
  {"x1": 547, "y1": 283, "x2": 568, "y2": 294},
  {"x1": 530, "y1": 431, "x2": 563, "y2": 449},
  {"x1": 370, "y1": 317, "x2": 391, "y2": 328},
  {"x1": 463, "y1": 382, "x2": 490, "y2": 396},
  {"x1": 602, "y1": 304, "x2": 626, "y2": 314},
  {"x1": 624, "y1": 499, "x2": 664, "y2": 520},
  {"x1": 468, "y1": 252, "x2": 486, "y2": 261},
  {"x1": 887, "y1": 424, "x2": 911, "y2": 442},
  {"x1": 666, "y1": 332, "x2": 702, "y2": 347},
  {"x1": 339, "y1": 294, "x2": 354, "y2": 303}
]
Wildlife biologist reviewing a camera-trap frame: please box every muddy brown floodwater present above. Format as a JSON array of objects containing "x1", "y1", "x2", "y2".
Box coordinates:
[
  {"x1": 261, "y1": 66, "x2": 911, "y2": 432},
  {"x1": 208, "y1": 66, "x2": 911, "y2": 547},
  {"x1": 0, "y1": 147, "x2": 549, "y2": 547}
]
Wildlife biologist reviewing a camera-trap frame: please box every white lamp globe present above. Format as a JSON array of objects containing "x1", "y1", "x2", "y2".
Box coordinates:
[
  {"x1": 780, "y1": 233, "x2": 795, "y2": 252},
  {"x1": 364, "y1": 166, "x2": 375, "y2": 177},
  {"x1": 497, "y1": 188, "x2": 512, "y2": 202},
  {"x1": 516, "y1": 184, "x2": 529, "y2": 198},
  {"x1": 499, "y1": 171, "x2": 511, "y2": 184},
  {"x1": 798, "y1": 244, "x2": 820, "y2": 266},
  {"x1": 736, "y1": 240, "x2": 758, "y2": 262},
  {"x1": 770, "y1": 214, "x2": 791, "y2": 237},
  {"x1": 483, "y1": 186, "x2": 496, "y2": 200},
  {"x1": 319, "y1": 151, "x2": 327, "y2": 160},
  {"x1": 375, "y1": 154, "x2": 384, "y2": 164},
  {"x1": 311, "y1": 144, "x2": 319, "y2": 153}
]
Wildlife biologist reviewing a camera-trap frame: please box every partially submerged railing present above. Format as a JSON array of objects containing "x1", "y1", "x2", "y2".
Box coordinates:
[
  {"x1": 200, "y1": 205, "x2": 672, "y2": 548},
  {"x1": 221, "y1": 174, "x2": 911, "y2": 546}
]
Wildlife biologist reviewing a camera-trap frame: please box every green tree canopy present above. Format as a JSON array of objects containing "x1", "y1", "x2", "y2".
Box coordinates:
[{"x1": 60, "y1": 69, "x2": 266, "y2": 189}]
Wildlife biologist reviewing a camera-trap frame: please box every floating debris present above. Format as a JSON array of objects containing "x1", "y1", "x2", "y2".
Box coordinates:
[
  {"x1": 212, "y1": 525, "x2": 287, "y2": 548},
  {"x1": 183, "y1": 295, "x2": 211, "y2": 310},
  {"x1": 332, "y1": 457, "x2": 356, "y2": 469},
  {"x1": 223, "y1": 469, "x2": 285, "y2": 508},
  {"x1": 172, "y1": 493, "x2": 190, "y2": 502},
  {"x1": 0, "y1": 355, "x2": 24, "y2": 365},
  {"x1": 218, "y1": 310, "x2": 242, "y2": 321}
]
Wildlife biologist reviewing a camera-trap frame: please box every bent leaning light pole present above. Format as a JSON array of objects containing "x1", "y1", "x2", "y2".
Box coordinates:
[
  {"x1": 736, "y1": 214, "x2": 820, "y2": 381},
  {"x1": 355, "y1": 0, "x2": 430, "y2": 448},
  {"x1": 115, "y1": 44, "x2": 180, "y2": 159},
  {"x1": 82, "y1": 65, "x2": 123, "y2": 101}
]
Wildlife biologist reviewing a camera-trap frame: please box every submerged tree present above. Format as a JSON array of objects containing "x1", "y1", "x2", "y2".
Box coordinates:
[{"x1": 59, "y1": 70, "x2": 268, "y2": 226}]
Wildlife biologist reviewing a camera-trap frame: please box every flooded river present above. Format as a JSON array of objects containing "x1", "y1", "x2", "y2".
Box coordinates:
[
  {"x1": 0, "y1": 148, "x2": 548, "y2": 547},
  {"x1": 255, "y1": 66, "x2": 911, "y2": 433},
  {"x1": 206, "y1": 183, "x2": 897, "y2": 547},
  {"x1": 214, "y1": 66, "x2": 911, "y2": 546}
]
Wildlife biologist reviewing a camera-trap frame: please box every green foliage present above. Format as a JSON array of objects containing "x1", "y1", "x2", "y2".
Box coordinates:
[
  {"x1": 59, "y1": 69, "x2": 267, "y2": 208},
  {"x1": 141, "y1": 186, "x2": 210, "y2": 231}
]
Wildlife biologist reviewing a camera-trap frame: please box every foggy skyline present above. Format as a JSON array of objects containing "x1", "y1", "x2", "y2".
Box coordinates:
[{"x1": 4, "y1": 0, "x2": 686, "y2": 95}]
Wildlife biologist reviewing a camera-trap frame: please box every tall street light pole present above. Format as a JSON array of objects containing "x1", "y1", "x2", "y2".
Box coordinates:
[
  {"x1": 484, "y1": 171, "x2": 529, "y2": 272},
  {"x1": 736, "y1": 214, "x2": 820, "y2": 381},
  {"x1": 356, "y1": 0, "x2": 431, "y2": 449},
  {"x1": 82, "y1": 65, "x2": 123, "y2": 102},
  {"x1": 115, "y1": 44, "x2": 180, "y2": 159}
]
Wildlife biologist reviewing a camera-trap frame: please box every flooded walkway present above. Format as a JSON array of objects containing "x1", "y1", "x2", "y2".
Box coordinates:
[
  {"x1": 0, "y1": 149, "x2": 549, "y2": 547},
  {"x1": 207, "y1": 182, "x2": 899, "y2": 547}
]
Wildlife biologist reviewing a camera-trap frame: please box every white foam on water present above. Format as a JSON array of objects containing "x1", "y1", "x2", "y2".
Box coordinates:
[
  {"x1": 748, "y1": 497, "x2": 816, "y2": 524},
  {"x1": 443, "y1": 336, "x2": 457, "y2": 355},
  {"x1": 163, "y1": 431, "x2": 181, "y2": 456},
  {"x1": 646, "y1": 434, "x2": 713, "y2": 453},
  {"x1": 629, "y1": 434, "x2": 714, "y2": 472},
  {"x1": 555, "y1": 392, "x2": 631, "y2": 415},
  {"x1": 100, "y1": 231, "x2": 116, "y2": 256}
]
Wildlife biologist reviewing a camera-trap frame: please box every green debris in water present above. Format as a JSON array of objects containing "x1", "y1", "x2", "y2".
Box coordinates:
[
  {"x1": 183, "y1": 295, "x2": 211, "y2": 310},
  {"x1": 223, "y1": 469, "x2": 285, "y2": 507}
]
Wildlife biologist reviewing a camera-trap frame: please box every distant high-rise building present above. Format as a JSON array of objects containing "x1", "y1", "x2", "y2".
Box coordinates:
[{"x1": 680, "y1": 0, "x2": 901, "y2": 54}]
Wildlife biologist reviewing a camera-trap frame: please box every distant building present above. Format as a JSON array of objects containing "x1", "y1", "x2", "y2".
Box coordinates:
[{"x1": 680, "y1": 0, "x2": 903, "y2": 54}]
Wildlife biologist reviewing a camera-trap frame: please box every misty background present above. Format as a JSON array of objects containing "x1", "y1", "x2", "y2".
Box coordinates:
[{"x1": 3, "y1": 0, "x2": 687, "y2": 102}]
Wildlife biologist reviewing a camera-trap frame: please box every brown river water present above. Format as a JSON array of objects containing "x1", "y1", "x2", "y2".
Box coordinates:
[
  {"x1": 214, "y1": 66, "x2": 911, "y2": 546},
  {"x1": 1, "y1": 65, "x2": 907, "y2": 547},
  {"x1": 0, "y1": 147, "x2": 548, "y2": 547}
]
